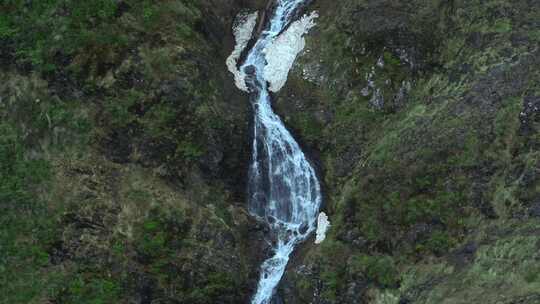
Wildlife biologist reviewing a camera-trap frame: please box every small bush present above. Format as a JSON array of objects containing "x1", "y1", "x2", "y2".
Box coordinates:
[
  {"x1": 349, "y1": 254, "x2": 399, "y2": 288},
  {"x1": 0, "y1": 123, "x2": 57, "y2": 303},
  {"x1": 134, "y1": 208, "x2": 191, "y2": 263},
  {"x1": 187, "y1": 272, "x2": 240, "y2": 303},
  {"x1": 418, "y1": 230, "x2": 454, "y2": 256},
  {"x1": 64, "y1": 276, "x2": 121, "y2": 304}
]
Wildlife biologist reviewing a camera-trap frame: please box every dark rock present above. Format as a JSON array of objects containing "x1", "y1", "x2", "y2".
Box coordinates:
[
  {"x1": 200, "y1": 136, "x2": 225, "y2": 176},
  {"x1": 244, "y1": 65, "x2": 256, "y2": 75},
  {"x1": 134, "y1": 275, "x2": 156, "y2": 304},
  {"x1": 101, "y1": 128, "x2": 133, "y2": 164},
  {"x1": 48, "y1": 241, "x2": 68, "y2": 265},
  {"x1": 529, "y1": 201, "x2": 540, "y2": 218},
  {"x1": 406, "y1": 223, "x2": 432, "y2": 243},
  {"x1": 344, "y1": 281, "x2": 367, "y2": 304},
  {"x1": 448, "y1": 241, "x2": 479, "y2": 269},
  {"x1": 399, "y1": 297, "x2": 412, "y2": 304},
  {"x1": 114, "y1": 1, "x2": 131, "y2": 18},
  {"x1": 461, "y1": 242, "x2": 478, "y2": 255}
]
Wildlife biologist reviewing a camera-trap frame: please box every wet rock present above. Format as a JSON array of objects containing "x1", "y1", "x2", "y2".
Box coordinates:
[
  {"x1": 369, "y1": 88, "x2": 385, "y2": 110},
  {"x1": 244, "y1": 65, "x2": 256, "y2": 75},
  {"x1": 519, "y1": 95, "x2": 540, "y2": 135},
  {"x1": 392, "y1": 81, "x2": 411, "y2": 109}
]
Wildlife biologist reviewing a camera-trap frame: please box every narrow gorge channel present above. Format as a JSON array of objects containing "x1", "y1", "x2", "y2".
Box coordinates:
[{"x1": 229, "y1": 1, "x2": 323, "y2": 303}]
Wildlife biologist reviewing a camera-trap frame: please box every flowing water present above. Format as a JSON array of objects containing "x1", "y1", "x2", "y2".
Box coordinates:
[{"x1": 241, "y1": 1, "x2": 322, "y2": 303}]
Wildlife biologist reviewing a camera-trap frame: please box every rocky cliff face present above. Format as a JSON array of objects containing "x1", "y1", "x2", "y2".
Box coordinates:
[
  {"x1": 272, "y1": 0, "x2": 540, "y2": 303},
  {"x1": 1, "y1": 0, "x2": 539, "y2": 304}
]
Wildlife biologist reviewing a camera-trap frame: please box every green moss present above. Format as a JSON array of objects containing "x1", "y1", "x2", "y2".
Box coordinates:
[
  {"x1": 448, "y1": 132, "x2": 480, "y2": 167},
  {"x1": 143, "y1": 220, "x2": 160, "y2": 232},
  {"x1": 0, "y1": 124, "x2": 49, "y2": 201},
  {"x1": 421, "y1": 230, "x2": 454, "y2": 256},
  {"x1": 320, "y1": 269, "x2": 341, "y2": 301},
  {"x1": 0, "y1": 123, "x2": 60, "y2": 303},
  {"x1": 493, "y1": 19, "x2": 513, "y2": 33},
  {"x1": 297, "y1": 277, "x2": 313, "y2": 295},
  {"x1": 350, "y1": 254, "x2": 399, "y2": 288},
  {"x1": 0, "y1": 0, "x2": 122, "y2": 72},
  {"x1": 103, "y1": 91, "x2": 142, "y2": 129},
  {"x1": 63, "y1": 276, "x2": 121, "y2": 304},
  {"x1": 0, "y1": 0, "x2": 206, "y2": 75},
  {"x1": 308, "y1": 240, "x2": 350, "y2": 301},
  {"x1": 490, "y1": 97, "x2": 523, "y2": 158},
  {"x1": 187, "y1": 272, "x2": 241, "y2": 303},
  {"x1": 524, "y1": 267, "x2": 540, "y2": 283},
  {"x1": 529, "y1": 29, "x2": 540, "y2": 42},
  {"x1": 0, "y1": 15, "x2": 15, "y2": 39},
  {"x1": 293, "y1": 112, "x2": 325, "y2": 144},
  {"x1": 139, "y1": 0, "x2": 201, "y2": 36},
  {"x1": 383, "y1": 51, "x2": 402, "y2": 67},
  {"x1": 176, "y1": 140, "x2": 205, "y2": 162},
  {"x1": 142, "y1": 103, "x2": 179, "y2": 137},
  {"x1": 135, "y1": 209, "x2": 191, "y2": 262}
]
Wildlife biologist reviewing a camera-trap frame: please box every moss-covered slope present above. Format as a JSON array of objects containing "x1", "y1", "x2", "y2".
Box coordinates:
[
  {"x1": 274, "y1": 0, "x2": 540, "y2": 303},
  {"x1": 0, "y1": 0, "x2": 266, "y2": 303}
]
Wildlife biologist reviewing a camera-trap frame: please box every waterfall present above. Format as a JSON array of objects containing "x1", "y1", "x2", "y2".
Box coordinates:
[{"x1": 232, "y1": 1, "x2": 323, "y2": 303}]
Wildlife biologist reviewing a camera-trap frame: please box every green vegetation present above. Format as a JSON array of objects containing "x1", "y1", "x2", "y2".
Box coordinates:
[
  {"x1": 61, "y1": 276, "x2": 121, "y2": 304},
  {"x1": 420, "y1": 230, "x2": 454, "y2": 256},
  {"x1": 0, "y1": 123, "x2": 57, "y2": 303},
  {"x1": 0, "y1": 0, "x2": 255, "y2": 303},
  {"x1": 350, "y1": 254, "x2": 399, "y2": 288},
  {"x1": 0, "y1": 124, "x2": 49, "y2": 202},
  {"x1": 383, "y1": 51, "x2": 401, "y2": 67},
  {"x1": 1, "y1": 0, "x2": 121, "y2": 72},
  {"x1": 134, "y1": 208, "x2": 190, "y2": 262},
  {"x1": 275, "y1": 0, "x2": 540, "y2": 302},
  {"x1": 1, "y1": 0, "x2": 539, "y2": 303},
  {"x1": 187, "y1": 272, "x2": 242, "y2": 304},
  {"x1": 0, "y1": 0, "x2": 202, "y2": 73},
  {"x1": 492, "y1": 18, "x2": 513, "y2": 33}
]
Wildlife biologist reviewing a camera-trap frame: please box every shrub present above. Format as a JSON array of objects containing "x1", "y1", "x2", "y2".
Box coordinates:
[
  {"x1": 64, "y1": 276, "x2": 121, "y2": 304},
  {"x1": 187, "y1": 272, "x2": 240, "y2": 303},
  {"x1": 349, "y1": 254, "x2": 399, "y2": 288},
  {"x1": 134, "y1": 208, "x2": 191, "y2": 263},
  {"x1": 0, "y1": 123, "x2": 50, "y2": 203},
  {"x1": 423, "y1": 230, "x2": 453, "y2": 256},
  {"x1": 0, "y1": 123, "x2": 56, "y2": 303}
]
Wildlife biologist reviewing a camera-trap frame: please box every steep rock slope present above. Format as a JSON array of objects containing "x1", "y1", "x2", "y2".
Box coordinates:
[
  {"x1": 0, "y1": 0, "x2": 266, "y2": 303},
  {"x1": 273, "y1": 0, "x2": 540, "y2": 303}
]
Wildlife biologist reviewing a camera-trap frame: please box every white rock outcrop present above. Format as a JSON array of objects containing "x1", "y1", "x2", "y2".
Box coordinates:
[
  {"x1": 226, "y1": 12, "x2": 258, "y2": 92},
  {"x1": 263, "y1": 11, "x2": 318, "y2": 92},
  {"x1": 315, "y1": 212, "x2": 330, "y2": 244}
]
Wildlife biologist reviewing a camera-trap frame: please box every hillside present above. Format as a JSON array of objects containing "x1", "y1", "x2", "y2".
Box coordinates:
[{"x1": 0, "y1": 0, "x2": 539, "y2": 303}]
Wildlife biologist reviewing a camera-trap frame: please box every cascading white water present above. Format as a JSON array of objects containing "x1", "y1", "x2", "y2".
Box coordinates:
[{"x1": 237, "y1": 1, "x2": 323, "y2": 303}]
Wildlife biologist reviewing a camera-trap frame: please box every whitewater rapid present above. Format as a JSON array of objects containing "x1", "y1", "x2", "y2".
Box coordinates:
[{"x1": 228, "y1": 1, "x2": 323, "y2": 303}]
